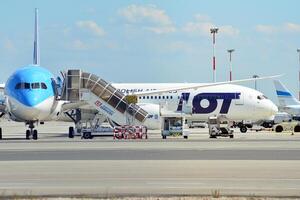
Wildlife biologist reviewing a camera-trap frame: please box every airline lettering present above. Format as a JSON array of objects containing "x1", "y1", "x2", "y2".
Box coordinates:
[
  {"x1": 178, "y1": 92, "x2": 241, "y2": 114},
  {"x1": 94, "y1": 100, "x2": 115, "y2": 116}
]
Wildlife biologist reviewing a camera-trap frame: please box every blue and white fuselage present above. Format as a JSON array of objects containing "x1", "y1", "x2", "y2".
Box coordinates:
[{"x1": 4, "y1": 65, "x2": 56, "y2": 122}]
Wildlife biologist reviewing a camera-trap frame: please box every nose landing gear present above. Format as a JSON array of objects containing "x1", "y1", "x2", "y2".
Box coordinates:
[{"x1": 25, "y1": 122, "x2": 38, "y2": 140}]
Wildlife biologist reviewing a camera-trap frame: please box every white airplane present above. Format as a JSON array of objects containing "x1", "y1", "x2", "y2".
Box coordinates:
[
  {"x1": 112, "y1": 83, "x2": 278, "y2": 129},
  {"x1": 0, "y1": 9, "x2": 278, "y2": 140},
  {"x1": 273, "y1": 80, "x2": 300, "y2": 115}
]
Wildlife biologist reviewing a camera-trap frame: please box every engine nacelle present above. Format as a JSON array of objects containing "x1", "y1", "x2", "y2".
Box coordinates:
[{"x1": 137, "y1": 103, "x2": 161, "y2": 130}]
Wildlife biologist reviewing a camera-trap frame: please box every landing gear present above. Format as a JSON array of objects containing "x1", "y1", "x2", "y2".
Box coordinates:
[
  {"x1": 25, "y1": 122, "x2": 38, "y2": 140},
  {"x1": 0, "y1": 127, "x2": 2, "y2": 140},
  {"x1": 26, "y1": 130, "x2": 30, "y2": 140},
  {"x1": 68, "y1": 126, "x2": 75, "y2": 138},
  {"x1": 240, "y1": 126, "x2": 247, "y2": 133}
]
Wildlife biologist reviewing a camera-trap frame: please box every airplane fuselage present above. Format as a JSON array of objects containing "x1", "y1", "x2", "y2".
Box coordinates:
[{"x1": 114, "y1": 83, "x2": 278, "y2": 122}]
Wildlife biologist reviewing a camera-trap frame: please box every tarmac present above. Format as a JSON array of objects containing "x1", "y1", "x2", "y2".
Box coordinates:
[{"x1": 0, "y1": 120, "x2": 300, "y2": 198}]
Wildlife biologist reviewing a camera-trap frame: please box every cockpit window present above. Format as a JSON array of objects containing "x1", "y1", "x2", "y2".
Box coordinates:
[
  {"x1": 257, "y1": 95, "x2": 268, "y2": 100},
  {"x1": 31, "y1": 83, "x2": 40, "y2": 89},
  {"x1": 24, "y1": 83, "x2": 30, "y2": 89},
  {"x1": 15, "y1": 83, "x2": 22, "y2": 89},
  {"x1": 41, "y1": 83, "x2": 47, "y2": 89},
  {"x1": 15, "y1": 82, "x2": 47, "y2": 90}
]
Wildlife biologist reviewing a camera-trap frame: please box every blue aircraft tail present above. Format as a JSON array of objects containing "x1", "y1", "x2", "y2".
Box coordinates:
[
  {"x1": 273, "y1": 80, "x2": 300, "y2": 106},
  {"x1": 33, "y1": 8, "x2": 40, "y2": 65}
]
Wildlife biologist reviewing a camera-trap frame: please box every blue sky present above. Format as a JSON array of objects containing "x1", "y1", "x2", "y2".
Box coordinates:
[{"x1": 1, "y1": 0, "x2": 300, "y2": 102}]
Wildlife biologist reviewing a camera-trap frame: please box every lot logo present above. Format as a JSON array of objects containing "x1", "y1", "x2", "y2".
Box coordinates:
[{"x1": 177, "y1": 92, "x2": 241, "y2": 114}]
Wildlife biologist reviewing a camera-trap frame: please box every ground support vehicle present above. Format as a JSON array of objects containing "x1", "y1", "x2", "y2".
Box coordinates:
[
  {"x1": 208, "y1": 116, "x2": 234, "y2": 138},
  {"x1": 161, "y1": 117, "x2": 189, "y2": 139},
  {"x1": 273, "y1": 121, "x2": 300, "y2": 133}
]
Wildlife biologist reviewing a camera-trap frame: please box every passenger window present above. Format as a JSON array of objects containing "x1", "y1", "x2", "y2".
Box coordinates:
[
  {"x1": 166, "y1": 96, "x2": 169, "y2": 99},
  {"x1": 158, "y1": 96, "x2": 161, "y2": 99},
  {"x1": 170, "y1": 96, "x2": 173, "y2": 99},
  {"x1": 31, "y1": 83, "x2": 40, "y2": 89},
  {"x1": 41, "y1": 83, "x2": 47, "y2": 89},
  {"x1": 154, "y1": 96, "x2": 157, "y2": 99},
  {"x1": 15, "y1": 83, "x2": 21, "y2": 89},
  {"x1": 146, "y1": 96, "x2": 149, "y2": 99},
  {"x1": 151, "y1": 96, "x2": 153, "y2": 99},
  {"x1": 162, "y1": 96, "x2": 165, "y2": 99}
]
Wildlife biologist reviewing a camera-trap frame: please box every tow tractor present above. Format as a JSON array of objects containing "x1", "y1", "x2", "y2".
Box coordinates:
[{"x1": 208, "y1": 116, "x2": 234, "y2": 138}]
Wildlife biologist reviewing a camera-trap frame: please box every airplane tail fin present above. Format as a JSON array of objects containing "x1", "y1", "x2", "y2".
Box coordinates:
[
  {"x1": 273, "y1": 80, "x2": 299, "y2": 106},
  {"x1": 33, "y1": 8, "x2": 40, "y2": 65}
]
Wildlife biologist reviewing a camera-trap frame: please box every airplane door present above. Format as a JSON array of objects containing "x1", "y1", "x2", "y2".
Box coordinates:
[{"x1": 235, "y1": 92, "x2": 244, "y2": 105}]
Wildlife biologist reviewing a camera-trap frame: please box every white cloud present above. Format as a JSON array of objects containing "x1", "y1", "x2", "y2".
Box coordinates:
[
  {"x1": 194, "y1": 14, "x2": 211, "y2": 22},
  {"x1": 221, "y1": 25, "x2": 240, "y2": 36},
  {"x1": 255, "y1": 25, "x2": 278, "y2": 34},
  {"x1": 119, "y1": 4, "x2": 176, "y2": 34},
  {"x1": 76, "y1": 20, "x2": 105, "y2": 37},
  {"x1": 285, "y1": 23, "x2": 300, "y2": 32},
  {"x1": 182, "y1": 15, "x2": 239, "y2": 37},
  {"x1": 256, "y1": 22, "x2": 300, "y2": 34},
  {"x1": 71, "y1": 39, "x2": 89, "y2": 50},
  {"x1": 144, "y1": 26, "x2": 176, "y2": 34}
]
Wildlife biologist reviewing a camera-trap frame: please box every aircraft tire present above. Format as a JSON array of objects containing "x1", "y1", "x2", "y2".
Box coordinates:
[
  {"x1": 0, "y1": 128, "x2": 2, "y2": 140},
  {"x1": 183, "y1": 135, "x2": 188, "y2": 139},
  {"x1": 162, "y1": 135, "x2": 167, "y2": 139},
  {"x1": 33, "y1": 130, "x2": 38, "y2": 140},
  {"x1": 230, "y1": 135, "x2": 234, "y2": 138},
  {"x1": 275, "y1": 125, "x2": 283, "y2": 133},
  {"x1": 68, "y1": 127, "x2": 75, "y2": 138},
  {"x1": 294, "y1": 125, "x2": 300, "y2": 132},
  {"x1": 26, "y1": 130, "x2": 30, "y2": 140},
  {"x1": 240, "y1": 126, "x2": 247, "y2": 133}
]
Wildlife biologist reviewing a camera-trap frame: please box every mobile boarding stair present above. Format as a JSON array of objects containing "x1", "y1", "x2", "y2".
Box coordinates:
[{"x1": 61, "y1": 69, "x2": 148, "y2": 139}]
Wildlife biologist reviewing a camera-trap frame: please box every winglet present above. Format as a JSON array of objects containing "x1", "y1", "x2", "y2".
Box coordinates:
[{"x1": 33, "y1": 8, "x2": 40, "y2": 65}]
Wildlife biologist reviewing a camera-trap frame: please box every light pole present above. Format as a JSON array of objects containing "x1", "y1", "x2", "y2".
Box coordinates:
[
  {"x1": 297, "y1": 49, "x2": 300, "y2": 100},
  {"x1": 227, "y1": 49, "x2": 235, "y2": 81},
  {"x1": 253, "y1": 75, "x2": 259, "y2": 90},
  {"x1": 210, "y1": 27, "x2": 218, "y2": 82}
]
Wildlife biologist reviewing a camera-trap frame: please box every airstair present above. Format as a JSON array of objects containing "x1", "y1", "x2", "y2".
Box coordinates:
[{"x1": 61, "y1": 69, "x2": 148, "y2": 127}]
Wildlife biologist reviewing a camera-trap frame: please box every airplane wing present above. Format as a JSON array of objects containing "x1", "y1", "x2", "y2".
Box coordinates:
[{"x1": 132, "y1": 75, "x2": 282, "y2": 96}]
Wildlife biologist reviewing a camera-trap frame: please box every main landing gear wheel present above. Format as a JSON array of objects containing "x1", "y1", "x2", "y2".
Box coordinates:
[
  {"x1": 0, "y1": 127, "x2": 2, "y2": 140},
  {"x1": 68, "y1": 127, "x2": 75, "y2": 138},
  {"x1": 33, "y1": 129, "x2": 38, "y2": 140},
  {"x1": 240, "y1": 126, "x2": 247, "y2": 133},
  {"x1": 26, "y1": 130, "x2": 30, "y2": 140}
]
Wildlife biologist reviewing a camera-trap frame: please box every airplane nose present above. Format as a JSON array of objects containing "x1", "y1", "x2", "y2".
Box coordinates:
[{"x1": 269, "y1": 101, "x2": 278, "y2": 115}]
